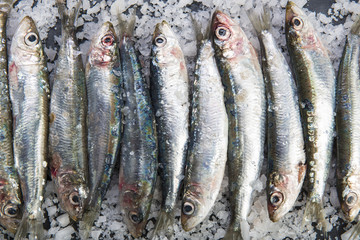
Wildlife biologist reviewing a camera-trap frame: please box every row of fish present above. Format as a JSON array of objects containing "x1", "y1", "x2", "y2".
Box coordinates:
[{"x1": 0, "y1": 0, "x2": 359, "y2": 239}]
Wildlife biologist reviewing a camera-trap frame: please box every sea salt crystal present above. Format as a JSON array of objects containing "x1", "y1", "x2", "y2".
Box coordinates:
[
  {"x1": 91, "y1": 230, "x2": 102, "y2": 240},
  {"x1": 54, "y1": 226, "x2": 75, "y2": 240},
  {"x1": 47, "y1": 206, "x2": 58, "y2": 218},
  {"x1": 57, "y1": 214, "x2": 70, "y2": 227}
]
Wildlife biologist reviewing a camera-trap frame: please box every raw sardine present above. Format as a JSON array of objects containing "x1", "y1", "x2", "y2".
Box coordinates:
[
  {"x1": 212, "y1": 10, "x2": 266, "y2": 240},
  {"x1": 285, "y1": 1, "x2": 336, "y2": 231},
  {"x1": 9, "y1": 16, "x2": 49, "y2": 240},
  {"x1": 248, "y1": 8, "x2": 306, "y2": 222},
  {"x1": 49, "y1": 0, "x2": 88, "y2": 222}
]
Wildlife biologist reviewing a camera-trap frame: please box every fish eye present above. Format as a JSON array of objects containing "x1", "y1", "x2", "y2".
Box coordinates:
[
  {"x1": 69, "y1": 192, "x2": 80, "y2": 206},
  {"x1": 215, "y1": 26, "x2": 231, "y2": 40},
  {"x1": 345, "y1": 192, "x2": 358, "y2": 207},
  {"x1": 270, "y1": 192, "x2": 284, "y2": 207},
  {"x1": 101, "y1": 34, "x2": 114, "y2": 47},
  {"x1": 155, "y1": 35, "x2": 167, "y2": 47},
  {"x1": 291, "y1": 17, "x2": 303, "y2": 30},
  {"x1": 182, "y1": 202, "x2": 195, "y2": 215},
  {"x1": 129, "y1": 211, "x2": 143, "y2": 224},
  {"x1": 24, "y1": 32, "x2": 39, "y2": 46},
  {"x1": 4, "y1": 204, "x2": 18, "y2": 217}
]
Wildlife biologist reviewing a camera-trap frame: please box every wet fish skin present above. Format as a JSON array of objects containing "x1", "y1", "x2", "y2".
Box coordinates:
[
  {"x1": 248, "y1": 8, "x2": 306, "y2": 222},
  {"x1": 8, "y1": 16, "x2": 49, "y2": 240},
  {"x1": 79, "y1": 21, "x2": 122, "y2": 239},
  {"x1": 0, "y1": 1, "x2": 22, "y2": 234},
  {"x1": 49, "y1": 0, "x2": 88, "y2": 222},
  {"x1": 118, "y1": 25, "x2": 158, "y2": 238},
  {"x1": 336, "y1": 19, "x2": 360, "y2": 223},
  {"x1": 181, "y1": 39, "x2": 228, "y2": 231},
  {"x1": 151, "y1": 20, "x2": 189, "y2": 234},
  {"x1": 212, "y1": 10, "x2": 266, "y2": 240},
  {"x1": 285, "y1": 1, "x2": 336, "y2": 230}
]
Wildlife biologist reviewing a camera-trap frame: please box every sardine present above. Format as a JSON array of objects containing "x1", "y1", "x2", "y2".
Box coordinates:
[
  {"x1": 285, "y1": 1, "x2": 336, "y2": 231},
  {"x1": 150, "y1": 21, "x2": 189, "y2": 235},
  {"x1": 211, "y1": 11, "x2": 266, "y2": 240},
  {"x1": 181, "y1": 20, "x2": 228, "y2": 231},
  {"x1": 248, "y1": 8, "x2": 306, "y2": 222},
  {"x1": 0, "y1": 0, "x2": 22, "y2": 234},
  {"x1": 79, "y1": 22, "x2": 122, "y2": 239},
  {"x1": 8, "y1": 16, "x2": 49, "y2": 240},
  {"x1": 336, "y1": 18, "x2": 360, "y2": 223},
  {"x1": 118, "y1": 16, "x2": 158, "y2": 238},
  {"x1": 49, "y1": 0, "x2": 88, "y2": 222}
]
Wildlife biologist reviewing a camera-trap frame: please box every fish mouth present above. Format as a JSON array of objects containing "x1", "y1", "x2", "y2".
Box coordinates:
[
  {"x1": 153, "y1": 20, "x2": 171, "y2": 41},
  {"x1": 211, "y1": 10, "x2": 234, "y2": 32},
  {"x1": 285, "y1": 1, "x2": 303, "y2": 23}
]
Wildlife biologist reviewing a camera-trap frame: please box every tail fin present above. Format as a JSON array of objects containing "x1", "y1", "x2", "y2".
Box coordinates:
[
  {"x1": 15, "y1": 212, "x2": 45, "y2": 240},
  {"x1": 349, "y1": 222, "x2": 360, "y2": 240},
  {"x1": 302, "y1": 201, "x2": 328, "y2": 235},
  {"x1": 247, "y1": 5, "x2": 271, "y2": 36},
  {"x1": 190, "y1": 13, "x2": 211, "y2": 45},
  {"x1": 79, "y1": 206, "x2": 100, "y2": 240},
  {"x1": 151, "y1": 210, "x2": 174, "y2": 239},
  {"x1": 117, "y1": 6, "x2": 136, "y2": 40},
  {"x1": 223, "y1": 219, "x2": 249, "y2": 240},
  {"x1": 351, "y1": 16, "x2": 360, "y2": 36},
  {"x1": 56, "y1": 0, "x2": 82, "y2": 31}
]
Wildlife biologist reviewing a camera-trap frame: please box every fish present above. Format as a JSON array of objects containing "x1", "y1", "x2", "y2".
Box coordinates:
[
  {"x1": 181, "y1": 17, "x2": 228, "y2": 232},
  {"x1": 336, "y1": 17, "x2": 360, "y2": 232},
  {"x1": 285, "y1": 1, "x2": 336, "y2": 231},
  {"x1": 248, "y1": 7, "x2": 306, "y2": 222},
  {"x1": 150, "y1": 20, "x2": 189, "y2": 235},
  {"x1": 79, "y1": 21, "x2": 122, "y2": 239},
  {"x1": 0, "y1": 0, "x2": 22, "y2": 234},
  {"x1": 211, "y1": 10, "x2": 266, "y2": 240},
  {"x1": 118, "y1": 15, "x2": 158, "y2": 238},
  {"x1": 8, "y1": 16, "x2": 49, "y2": 240},
  {"x1": 48, "y1": 0, "x2": 89, "y2": 222}
]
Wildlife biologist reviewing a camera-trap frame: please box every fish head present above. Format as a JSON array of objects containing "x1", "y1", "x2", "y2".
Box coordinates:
[
  {"x1": 338, "y1": 174, "x2": 360, "y2": 221},
  {"x1": 285, "y1": 1, "x2": 322, "y2": 50},
  {"x1": 267, "y1": 165, "x2": 306, "y2": 221},
  {"x1": 0, "y1": 180, "x2": 22, "y2": 233},
  {"x1": 151, "y1": 21, "x2": 184, "y2": 65},
  {"x1": 88, "y1": 21, "x2": 118, "y2": 67},
  {"x1": 55, "y1": 171, "x2": 88, "y2": 221},
  {"x1": 11, "y1": 16, "x2": 44, "y2": 66},
  {"x1": 211, "y1": 10, "x2": 250, "y2": 59},
  {"x1": 119, "y1": 183, "x2": 151, "y2": 238},
  {"x1": 181, "y1": 184, "x2": 208, "y2": 232}
]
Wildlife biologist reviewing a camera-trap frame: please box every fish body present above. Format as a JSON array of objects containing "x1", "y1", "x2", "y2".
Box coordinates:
[
  {"x1": 118, "y1": 28, "x2": 158, "y2": 238},
  {"x1": 150, "y1": 21, "x2": 189, "y2": 233},
  {"x1": 79, "y1": 22, "x2": 122, "y2": 238},
  {"x1": 8, "y1": 16, "x2": 49, "y2": 240},
  {"x1": 211, "y1": 11, "x2": 266, "y2": 240},
  {"x1": 181, "y1": 39, "x2": 228, "y2": 231},
  {"x1": 285, "y1": 1, "x2": 336, "y2": 230},
  {"x1": 0, "y1": 0, "x2": 22, "y2": 234},
  {"x1": 248, "y1": 8, "x2": 306, "y2": 222},
  {"x1": 336, "y1": 19, "x2": 360, "y2": 223},
  {"x1": 49, "y1": 0, "x2": 88, "y2": 221}
]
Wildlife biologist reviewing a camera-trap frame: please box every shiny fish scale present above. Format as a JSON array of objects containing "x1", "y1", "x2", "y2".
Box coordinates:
[
  {"x1": 181, "y1": 39, "x2": 228, "y2": 231},
  {"x1": 0, "y1": 8, "x2": 22, "y2": 233},
  {"x1": 336, "y1": 31, "x2": 360, "y2": 222},
  {"x1": 119, "y1": 35, "x2": 157, "y2": 238}
]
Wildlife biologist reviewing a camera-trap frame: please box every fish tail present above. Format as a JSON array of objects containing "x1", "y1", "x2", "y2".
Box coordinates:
[
  {"x1": 151, "y1": 210, "x2": 174, "y2": 239},
  {"x1": 351, "y1": 16, "x2": 360, "y2": 36},
  {"x1": 247, "y1": 5, "x2": 271, "y2": 35},
  {"x1": 302, "y1": 200, "x2": 328, "y2": 234},
  {"x1": 79, "y1": 206, "x2": 100, "y2": 240},
  {"x1": 117, "y1": 6, "x2": 136, "y2": 40},
  {"x1": 190, "y1": 13, "x2": 212, "y2": 44},
  {"x1": 15, "y1": 212, "x2": 45, "y2": 240},
  {"x1": 224, "y1": 219, "x2": 249, "y2": 240},
  {"x1": 349, "y1": 222, "x2": 360, "y2": 240},
  {"x1": 56, "y1": 0, "x2": 82, "y2": 31}
]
